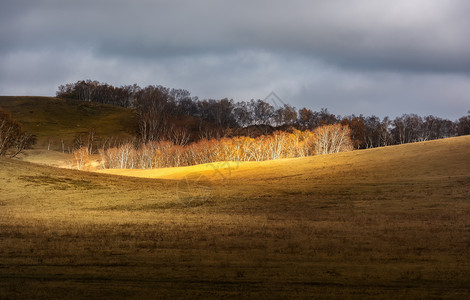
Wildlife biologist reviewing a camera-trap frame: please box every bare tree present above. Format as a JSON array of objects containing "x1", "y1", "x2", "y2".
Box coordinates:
[
  {"x1": 274, "y1": 104, "x2": 297, "y2": 126},
  {"x1": 0, "y1": 109, "x2": 36, "y2": 157},
  {"x1": 456, "y1": 111, "x2": 470, "y2": 136},
  {"x1": 250, "y1": 99, "x2": 274, "y2": 125},
  {"x1": 172, "y1": 127, "x2": 190, "y2": 146},
  {"x1": 72, "y1": 147, "x2": 90, "y2": 170},
  {"x1": 135, "y1": 86, "x2": 176, "y2": 142},
  {"x1": 311, "y1": 124, "x2": 353, "y2": 155},
  {"x1": 233, "y1": 101, "x2": 253, "y2": 127}
]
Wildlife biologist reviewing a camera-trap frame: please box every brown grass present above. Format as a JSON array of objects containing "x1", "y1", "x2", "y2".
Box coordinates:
[{"x1": 1, "y1": 136, "x2": 470, "y2": 299}]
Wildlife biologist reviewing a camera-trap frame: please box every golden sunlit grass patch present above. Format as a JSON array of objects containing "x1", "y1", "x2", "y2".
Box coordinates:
[{"x1": 1, "y1": 136, "x2": 470, "y2": 298}]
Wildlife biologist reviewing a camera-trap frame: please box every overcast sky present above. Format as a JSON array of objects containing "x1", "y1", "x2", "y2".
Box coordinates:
[{"x1": 1, "y1": 0, "x2": 469, "y2": 119}]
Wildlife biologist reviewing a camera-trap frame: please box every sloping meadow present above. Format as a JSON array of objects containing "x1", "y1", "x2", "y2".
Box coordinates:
[{"x1": 1, "y1": 136, "x2": 470, "y2": 298}]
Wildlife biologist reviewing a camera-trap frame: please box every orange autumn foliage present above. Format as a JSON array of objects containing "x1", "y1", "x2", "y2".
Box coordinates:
[{"x1": 99, "y1": 125, "x2": 353, "y2": 169}]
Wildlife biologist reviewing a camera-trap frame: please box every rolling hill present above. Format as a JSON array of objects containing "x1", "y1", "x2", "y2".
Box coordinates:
[
  {"x1": 99, "y1": 135, "x2": 470, "y2": 182},
  {"x1": 0, "y1": 96, "x2": 137, "y2": 149},
  {"x1": 1, "y1": 134, "x2": 469, "y2": 298}
]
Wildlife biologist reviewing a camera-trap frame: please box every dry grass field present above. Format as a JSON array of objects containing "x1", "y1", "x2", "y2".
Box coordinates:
[{"x1": 1, "y1": 136, "x2": 470, "y2": 299}]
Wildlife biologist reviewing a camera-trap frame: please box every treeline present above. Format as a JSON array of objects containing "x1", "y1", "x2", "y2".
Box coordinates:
[
  {"x1": 71, "y1": 125, "x2": 352, "y2": 170},
  {"x1": 57, "y1": 80, "x2": 470, "y2": 148}
]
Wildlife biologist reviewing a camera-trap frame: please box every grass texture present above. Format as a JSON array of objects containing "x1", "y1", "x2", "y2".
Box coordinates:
[{"x1": 0, "y1": 136, "x2": 469, "y2": 298}]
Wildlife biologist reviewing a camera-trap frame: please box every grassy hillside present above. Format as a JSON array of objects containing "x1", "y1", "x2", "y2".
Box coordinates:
[
  {"x1": 100, "y1": 135, "x2": 470, "y2": 182},
  {"x1": 0, "y1": 96, "x2": 137, "y2": 149},
  {"x1": 1, "y1": 136, "x2": 469, "y2": 298}
]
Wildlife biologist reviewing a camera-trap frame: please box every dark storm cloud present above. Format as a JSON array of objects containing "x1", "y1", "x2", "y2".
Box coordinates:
[{"x1": 1, "y1": 0, "x2": 469, "y2": 119}]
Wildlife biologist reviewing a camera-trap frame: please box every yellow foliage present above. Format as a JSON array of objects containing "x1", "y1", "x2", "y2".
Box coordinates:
[
  {"x1": 72, "y1": 147, "x2": 90, "y2": 170},
  {"x1": 99, "y1": 125, "x2": 354, "y2": 169}
]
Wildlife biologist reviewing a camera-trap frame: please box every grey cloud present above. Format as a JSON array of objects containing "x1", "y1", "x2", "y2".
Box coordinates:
[
  {"x1": 1, "y1": 0, "x2": 469, "y2": 119},
  {"x1": 4, "y1": 0, "x2": 470, "y2": 72}
]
